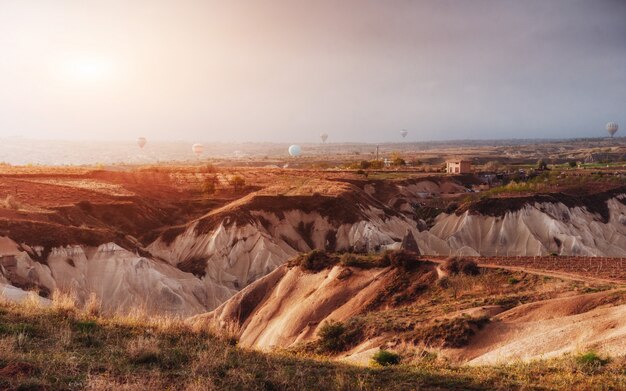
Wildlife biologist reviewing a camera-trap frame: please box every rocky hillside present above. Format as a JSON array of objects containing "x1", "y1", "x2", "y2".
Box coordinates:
[
  {"x1": 420, "y1": 190, "x2": 626, "y2": 257},
  {"x1": 1, "y1": 170, "x2": 626, "y2": 316},
  {"x1": 197, "y1": 252, "x2": 626, "y2": 365}
]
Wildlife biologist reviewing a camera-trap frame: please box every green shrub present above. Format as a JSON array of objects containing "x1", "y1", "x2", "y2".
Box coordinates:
[
  {"x1": 508, "y1": 277, "x2": 520, "y2": 285},
  {"x1": 576, "y1": 351, "x2": 609, "y2": 368},
  {"x1": 74, "y1": 320, "x2": 98, "y2": 334},
  {"x1": 317, "y1": 319, "x2": 363, "y2": 353},
  {"x1": 371, "y1": 350, "x2": 401, "y2": 366},
  {"x1": 296, "y1": 250, "x2": 337, "y2": 272},
  {"x1": 317, "y1": 321, "x2": 346, "y2": 352}
]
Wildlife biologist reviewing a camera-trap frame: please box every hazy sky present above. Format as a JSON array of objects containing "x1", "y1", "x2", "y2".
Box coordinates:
[{"x1": 0, "y1": 0, "x2": 624, "y2": 143}]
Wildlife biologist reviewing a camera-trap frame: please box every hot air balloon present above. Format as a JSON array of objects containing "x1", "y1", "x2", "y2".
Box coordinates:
[
  {"x1": 400, "y1": 129, "x2": 408, "y2": 138},
  {"x1": 137, "y1": 137, "x2": 147, "y2": 149},
  {"x1": 607, "y1": 122, "x2": 619, "y2": 138},
  {"x1": 192, "y1": 143, "x2": 204, "y2": 158},
  {"x1": 320, "y1": 133, "x2": 328, "y2": 143},
  {"x1": 288, "y1": 144, "x2": 301, "y2": 157}
]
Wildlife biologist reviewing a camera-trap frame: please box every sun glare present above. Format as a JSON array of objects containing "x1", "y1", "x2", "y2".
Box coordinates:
[{"x1": 64, "y1": 56, "x2": 115, "y2": 83}]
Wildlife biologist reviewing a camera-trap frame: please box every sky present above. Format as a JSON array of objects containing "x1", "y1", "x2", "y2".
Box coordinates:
[{"x1": 0, "y1": 0, "x2": 624, "y2": 143}]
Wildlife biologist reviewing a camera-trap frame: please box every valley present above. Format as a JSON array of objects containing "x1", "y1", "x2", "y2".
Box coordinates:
[{"x1": 0, "y1": 161, "x2": 625, "y2": 390}]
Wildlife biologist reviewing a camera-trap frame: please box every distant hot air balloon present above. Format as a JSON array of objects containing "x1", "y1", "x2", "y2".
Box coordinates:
[
  {"x1": 607, "y1": 122, "x2": 619, "y2": 138},
  {"x1": 320, "y1": 133, "x2": 328, "y2": 143},
  {"x1": 288, "y1": 144, "x2": 301, "y2": 157},
  {"x1": 400, "y1": 129, "x2": 408, "y2": 138},
  {"x1": 137, "y1": 137, "x2": 147, "y2": 149},
  {"x1": 192, "y1": 143, "x2": 204, "y2": 158}
]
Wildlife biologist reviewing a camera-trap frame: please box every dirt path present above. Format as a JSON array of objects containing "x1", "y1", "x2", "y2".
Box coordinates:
[{"x1": 426, "y1": 257, "x2": 626, "y2": 286}]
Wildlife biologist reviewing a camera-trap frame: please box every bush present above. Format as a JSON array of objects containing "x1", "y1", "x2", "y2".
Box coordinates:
[
  {"x1": 392, "y1": 157, "x2": 406, "y2": 166},
  {"x1": 296, "y1": 250, "x2": 337, "y2": 272},
  {"x1": 442, "y1": 257, "x2": 479, "y2": 276},
  {"x1": 359, "y1": 160, "x2": 371, "y2": 169},
  {"x1": 371, "y1": 350, "x2": 401, "y2": 366},
  {"x1": 229, "y1": 175, "x2": 246, "y2": 192},
  {"x1": 317, "y1": 319, "x2": 363, "y2": 353},
  {"x1": 382, "y1": 250, "x2": 417, "y2": 269},
  {"x1": 576, "y1": 351, "x2": 609, "y2": 368},
  {"x1": 369, "y1": 160, "x2": 384, "y2": 169},
  {"x1": 537, "y1": 158, "x2": 548, "y2": 170},
  {"x1": 202, "y1": 175, "x2": 218, "y2": 195},
  {"x1": 508, "y1": 277, "x2": 520, "y2": 285},
  {"x1": 415, "y1": 316, "x2": 489, "y2": 348},
  {"x1": 317, "y1": 321, "x2": 346, "y2": 352},
  {"x1": 339, "y1": 253, "x2": 388, "y2": 269}
]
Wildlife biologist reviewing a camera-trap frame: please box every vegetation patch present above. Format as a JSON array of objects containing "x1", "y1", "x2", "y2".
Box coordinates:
[
  {"x1": 339, "y1": 252, "x2": 390, "y2": 269},
  {"x1": 290, "y1": 250, "x2": 339, "y2": 272},
  {"x1": 371, "y1": 350, "x2": 401, "y2": 366},
  {"x1": 0, "y1": 296, "x2": 625, "y2": 390},
  {"x1": 316, "y1": 319, "x2": 364, "y2": 353},
  {"x1": 409, "y1": 316, "x2": 490, "y2": 348},
  {"x1": 576, "y1": 351, "x2": 610, "y2": 371},
  {"x1": 442, "y1": 257, "x2": 480, "y2": 276},
  {"x1": 381, "y1": 250, "x2": 422, "y2": 270}
]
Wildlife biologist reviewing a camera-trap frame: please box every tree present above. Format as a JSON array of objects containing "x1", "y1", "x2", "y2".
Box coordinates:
[
  {"x1": 202, "y1": 175, "x2": 218, "y2": 195},
  {"x1": 568, "y1": 161, "x2": 577, "y2": 168},
  {"x1": 359, "y1": 160, "x2": 371, "y2": 169},
  {"x1": 390, "y1": 152, "x2": 405, "y2": 166},
  {"x1": 229, "y1": 175, "x2": 246, "y2": 192},
  {"x1": 392, "y1": 157, "x2": 406, "y2": 166},
  {"x1": 537, "y1": 159, "x2": 548, "y2": 170},
  {"x1": 369, "y1": 160, "x2": 384, "y2": 169}
]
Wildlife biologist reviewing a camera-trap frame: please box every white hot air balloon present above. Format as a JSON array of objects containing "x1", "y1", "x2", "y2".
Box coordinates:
[
  {"x1": 192, "y1": 143, "x2": 204, "y2": 158},
  {"x1": 288, "y1": 144, "x2": 301, "y2": 157},
  {"x1": 320, "y1": 133, "x2": 328, "y2": 143},
  {"x1": 400, "y1": 129, "x2": 408, "y2": 138},
  {"x1": 607, "y1": 122, "x2": 619, "y2": 138},
  {"x1": 137, "y1": 137, "x2": 147, "y2": 149}
]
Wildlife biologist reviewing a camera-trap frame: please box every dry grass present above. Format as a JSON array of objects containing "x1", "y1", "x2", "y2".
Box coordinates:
[{"x1": 0, "y1": 291, "x2": 625, "y2": 390}]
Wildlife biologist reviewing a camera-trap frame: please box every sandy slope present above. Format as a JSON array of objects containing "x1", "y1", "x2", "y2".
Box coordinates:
[
  {"x1": 450, "y1": 290, "x2": 626, "y2": 364},
  {"x1": 202, "y1": 264, "x2": 400, "y2": 349},
  {"x1": 198, "y1": 260, "x2": 626, "y2": 365}
]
